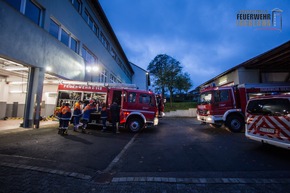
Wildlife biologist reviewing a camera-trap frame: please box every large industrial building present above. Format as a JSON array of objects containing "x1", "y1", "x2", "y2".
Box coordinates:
[
  {"x1": 197, "y1": 40, "x2": 290, "y2": 89},
  {"x1": 0, "y1": 0, "x2": 147, "y2": 127}
]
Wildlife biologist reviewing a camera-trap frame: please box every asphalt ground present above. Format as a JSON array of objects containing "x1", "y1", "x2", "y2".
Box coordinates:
[{"x1": 0, "y1": 118, "x2": 290, "y2": 193}]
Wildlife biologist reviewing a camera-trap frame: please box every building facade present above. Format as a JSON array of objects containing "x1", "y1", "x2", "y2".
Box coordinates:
[
  {"x1": 196, "y1": 40, "x2": 290, "y2": 89},
  {"x1": 0, "y1": 0, "x2": 135, "y2": 127},
  {"x1": 130, "y1": 62, "x2": 150, "y2": 91}
]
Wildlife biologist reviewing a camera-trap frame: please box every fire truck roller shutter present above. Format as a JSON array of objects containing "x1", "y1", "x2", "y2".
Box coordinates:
[
  {"x1": 225, "y1": 113, "x2": 245, "y2": 133},
  {"x1": 126, "y1": 113, "x2": 145, "y2": 133}
]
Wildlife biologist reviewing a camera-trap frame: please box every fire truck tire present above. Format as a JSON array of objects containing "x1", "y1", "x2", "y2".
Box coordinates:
[
  {"x1": 225, "y1": 115, "x2": 244, "y2": 133},
  {"x1": 126, "y1": 117, "x2": 144, "y2": 133}
]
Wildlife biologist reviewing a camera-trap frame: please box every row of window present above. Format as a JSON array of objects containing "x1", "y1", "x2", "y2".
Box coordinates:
[
  {"x1": 79, "y1": 3, "x2": 132, "y2": 79},
  {"x1": 5, "y1": 0, "x2": 43, "y2": 26},
  {"x1": 83, "y1": 9, "x2": 99, "y2": 37},
  {"x1": 4, "y1": 0, "x2": 128, "y2": 83},
  {"x1": 110, "y1": 74, "x2": 121, "y2": 84},
  {"x1": 49, "y1": 19, "x2": 78, "y2": 53},
  {"x1": 67, "y1": 0, "x2": 132, "y2": 82}
]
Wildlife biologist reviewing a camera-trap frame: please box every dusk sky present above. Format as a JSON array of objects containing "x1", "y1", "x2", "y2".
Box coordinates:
[{"x1": 99, "y1": 0, "x2": 290, "y2": 88}]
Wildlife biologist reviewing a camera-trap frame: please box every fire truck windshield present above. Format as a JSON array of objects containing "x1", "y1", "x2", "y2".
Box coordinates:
[{"x1": 199, "y1": 91, "x2": 212, "y2": 104}]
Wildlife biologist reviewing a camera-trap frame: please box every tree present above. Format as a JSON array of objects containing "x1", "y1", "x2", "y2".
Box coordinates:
[
  {"x1": 175, "y1": 73, "x2": 193, "y2": 94},
  {"x1": 147, "y1": 54, "x2": 182, "y2": 106},
  {"x1": 147, "y1": 54, "x2": 168, "y2": 97}
]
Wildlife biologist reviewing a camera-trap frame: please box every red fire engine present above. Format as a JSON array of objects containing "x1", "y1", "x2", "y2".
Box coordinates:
[
  {"x1": 56, "y1": 82, "x2": 160, "y2": 132},
  {"x1": 197, "y1": 83, "x2": 290, "y2": 132}
]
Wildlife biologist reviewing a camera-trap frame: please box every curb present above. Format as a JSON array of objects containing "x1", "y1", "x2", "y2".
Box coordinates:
[{"x1": 111, "y1": 176, "x2": 290, "y2": 184}]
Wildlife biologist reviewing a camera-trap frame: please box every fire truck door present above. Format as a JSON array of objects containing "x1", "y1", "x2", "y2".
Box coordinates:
[
  {"x1": 112, "y1": 90, "x2": 122, "y2": 106},
  {"x1": 213, "y1": 89, "x2": 234, "y2": 114}
]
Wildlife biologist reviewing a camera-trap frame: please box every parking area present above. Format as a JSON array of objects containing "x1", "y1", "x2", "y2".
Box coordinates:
[{"x1": 1, "y1": 117, "x2": 290, "y2": 193}]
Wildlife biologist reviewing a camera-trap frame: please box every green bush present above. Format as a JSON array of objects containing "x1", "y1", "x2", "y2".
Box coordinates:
[{"x1": 164, "y1": 102, "x2": 197, "y2": 112}]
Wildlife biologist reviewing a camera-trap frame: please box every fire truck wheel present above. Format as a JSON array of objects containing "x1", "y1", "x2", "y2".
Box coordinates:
[
  {"x1": 226, "y1": 115, "x2": 244, "y2": 133},
  {"x1": 127, "y1": 117, "x2": 144, "y2": 133},
  {"x1": 226, "y1": 115, "x2": 245, "y2": 133}
]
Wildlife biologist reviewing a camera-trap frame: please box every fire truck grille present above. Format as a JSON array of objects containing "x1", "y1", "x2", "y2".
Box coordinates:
[{"x1": 197, "y1": 109, "x2": 208, "y2": 115}]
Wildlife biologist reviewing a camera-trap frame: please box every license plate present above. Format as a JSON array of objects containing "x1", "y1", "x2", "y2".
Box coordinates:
[
  {"x1": 199, "y1": 105, "x2": 205, "y2": 109},
  {"x1": 259, "y1": 127, "x2": 275, "y2": 134}
]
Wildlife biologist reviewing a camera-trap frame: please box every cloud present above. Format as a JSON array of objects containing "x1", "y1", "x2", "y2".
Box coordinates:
[
  {"x1": 117, "y1": 31, "x2": 244, "y2": 87},
  {"x1": 100, "y1": 0, "x2": 290, "y2": 88}
]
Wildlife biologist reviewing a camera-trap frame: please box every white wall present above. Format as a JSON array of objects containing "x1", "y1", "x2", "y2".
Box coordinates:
[
  {"x1": 131, "y1": 63, "x2": 148, "y2": 90},
  {"x1": 43, "y1": 84, "x2": 58, "y2": 105},
  {"x1": 238, "y1": 68, "x2": 260, "y2": 83},
  {"x1": 0, "y1": 80, "x2": 9, "y2": 102},
  {"x1": 214, "y1": 68, "x2": 260, "y2": 86}
]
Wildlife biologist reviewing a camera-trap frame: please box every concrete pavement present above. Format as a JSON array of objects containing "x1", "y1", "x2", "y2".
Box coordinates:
[
  {"x1": 0, "y1": 118, "x2": 290, "y2": 193},
  {"x1": 0, "y1": 119, "x2": 58, "y2": 132},
  {"x1": 1, "y1": 164, "x2": 289, "y2": 193}
]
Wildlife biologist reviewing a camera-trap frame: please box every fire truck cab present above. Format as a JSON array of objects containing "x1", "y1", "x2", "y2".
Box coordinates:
[
  {"x1": 197, "y1": 83, "x2": 290, "y2": 132},
  {"x1": 105, "y1": 88, "x2": 159, "y2": 132}
]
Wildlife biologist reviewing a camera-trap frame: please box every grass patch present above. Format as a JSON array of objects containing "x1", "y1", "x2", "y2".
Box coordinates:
[{"x1": 164, "y1": 102, "x2": 197, "y2": 112}]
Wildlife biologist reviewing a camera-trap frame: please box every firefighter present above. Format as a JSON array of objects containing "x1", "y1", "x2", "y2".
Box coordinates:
[
  {"x1": 81, "y1": 102, "x2": 96, "y2": 133},
  {"x1": 110, "y1": 101, "x2": 120, "y2": 134},
  {"x1": 72, "y1": 101, "x2": 82, "y2": 132},
  {"x1": 100, "y1": 104, "x2": 108, "y2": 132},
  {"x1": 57, "y1": 102, "x2": 65, "y2": 133},
  {"x1": 60, "y1": 103, "x2": 71, "y2": 135}
]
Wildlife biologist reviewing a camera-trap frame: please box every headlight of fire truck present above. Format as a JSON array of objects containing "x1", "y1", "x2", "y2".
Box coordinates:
[{"x1": 207, "y1": 117, "x2": 213, "y2": 121}]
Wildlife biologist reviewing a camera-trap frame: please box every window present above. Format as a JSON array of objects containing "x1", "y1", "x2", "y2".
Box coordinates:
[
  {"x1": 128, "y1": 93, "x2": 136, "y2": 103},
  {"x1": 49, "y1": 20, "x2": 59, "y2": 39},
  {"x1": 100, "y1": 32, "x2": 110, "y2": 50},
  {"x1": 89, "y1": 17, "x2": 94, "y2": 29},
  {"x1": 116, "y1": 57, "x2": 122, "y2": 67},
  {"x1": 110, "y1": 74, "x2": 117, "y2": 83},
  {"x1": 84, "y1": 10, "x2": 99, "y2": 36},
  {"x1": 199, "y1": 91, "x2": 212, "y2": 104},
  {"x1": 100, "y1": 69, "x2": 107, "y2": 83},
  {"x1": 82, "y1": 47, "x2": 96, "y2": 64},
  {"x1": 49, "y1": 19, "x2": 79, "y2": 54},
  {"x1": 71, "y1": 37, "x2": 78, "y2": 52},
  {"x1": 214, "y1": 90, "x2": 229, "y2": 103},
  {"x1": 70, "y1": 0, "x2": 81, "y2": 13},
  {"x1": 93, "y1": 23, "x2": 99, "y2": 36},
  {"x1": 84, "y1": 11, "x2": 89, "y2": 24},
  {"x1": 82, "y1": 47, "x2": 98, "y2": 82},
  {"x1": 25, "y1": 0, "x2": 42, "y2": 25},
  {"x1": 109, "y1": 74, "x2": 121, "y2": 83},
  {"x1": 247, "y1": 98, "x2": 290, "y2": 115},
  {"x1": 5, "y1": 0, "x2": 43, "y2": 26},
  {"x1": 111, "y1": 48, "x2": 116, "y2": 59},
  {"x1": 61, "y1": 29, "x2": 69, "y2": 46},
  {"x1": 139, "y1": 94, "x2": 152, "y2": 104}
]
